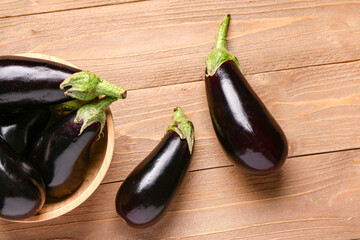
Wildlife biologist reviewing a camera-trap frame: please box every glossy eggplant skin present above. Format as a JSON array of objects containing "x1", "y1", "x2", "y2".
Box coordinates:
[
  {"x1": 0, "y1": 59, "x2": 77, "y2": 111},
  {"x1": 116, "y1": 130, "x2": 191, "y2": 228},
  {"x1": 0, "y1": 107, "x2": 51, "y2": 157},
  {"x1": 205, "y1": 61, "x2": 288, "y2": 174},
  {"x1": 29, "y1": 110, "x2": 99, "y2": 198},
  {"x1": 0, "y1": 136, "x2": 45, "y2": 220}
]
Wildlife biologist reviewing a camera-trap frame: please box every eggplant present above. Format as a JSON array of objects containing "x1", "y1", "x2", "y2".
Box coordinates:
[
  {"x1": 115, "y1": 107, "x2": 194, "y2": 228},
  {"x1": 0, "y1": 107, "x2": 51, "y2": 157},
  {"x1": 29, "y1": 97, "x2": 116, "y2": 198},
  {"x1": 0, "y1": 136, "x2": 45, "y2": 220},
  {"x1": 205, "y1": 15, "x2": 288, "y2": 175},
  {"x1": 0, "y1": 59, "x2": 126, "y2": 111}
]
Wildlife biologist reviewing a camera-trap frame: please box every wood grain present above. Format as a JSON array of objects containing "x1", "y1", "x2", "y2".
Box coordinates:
[
  {"x1": 1, "y1": 149, "x2": 360, "y2": 239},
  {"x1": 0, "y1": 0, "x2": 136, "y2": 18},
  {"x1": 101, "y1": 59, "x2": 360, "y2": 183},
  {"x1": 1, "y1": 0, "x2": 360, "y2": 91}
]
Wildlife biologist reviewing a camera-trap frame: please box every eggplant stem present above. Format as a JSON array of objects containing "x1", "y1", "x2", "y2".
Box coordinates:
[
  {"x1": 96, "y1": 80, "x2": 127, "y2": 99},
  {"x1": 215, "y1": 14, "x2": 230, "y2": 49},
  {"x1": 60, "y1": 71, "x2": 127, "y2": 101},
  {"x1": 205, "y1": 14, "x2": 241, "y2": 77},
  {"x1": 166, "y1": 107, "x2": 195, "y2": 154}
]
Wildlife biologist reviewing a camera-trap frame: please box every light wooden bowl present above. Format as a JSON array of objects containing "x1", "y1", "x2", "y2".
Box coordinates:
[{"x1": 0, "y1": 53, "x2": 115, "y2": 222}]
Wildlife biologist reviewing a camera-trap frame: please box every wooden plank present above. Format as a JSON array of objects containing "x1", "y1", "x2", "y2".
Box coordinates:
[
  {"x1": 1, "y1": 0, "x2": 360, "y2": 90},
  {"x1": 0, "y1": 0, "x2": 135, "y2": 18},
  {"x1": 103, "y1": 60, "x2": 360, "y2": 183},
  {"x1": 1, "y1": 150, "x2": 360, "y2": 239}
]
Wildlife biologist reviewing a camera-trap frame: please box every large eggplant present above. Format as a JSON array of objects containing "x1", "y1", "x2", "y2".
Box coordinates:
[
  {"x1": 0, "y1": 107, "x2": 51, "y2": 157},
  {"x1": 0, "y1": 58, "x2": 126, "y2": 111},
  {"x1": 29, "y1": 97, "x2": 116, "y2": 198},
  {"x1": 205, "y1": 15, "x2": 288, "y2": 174},
  {"x1": 115, "y1": 107, "x2": 194, "y2": 228},
  {"x1": 0, "y1": 136, "x2": 45, "y2": 220}
]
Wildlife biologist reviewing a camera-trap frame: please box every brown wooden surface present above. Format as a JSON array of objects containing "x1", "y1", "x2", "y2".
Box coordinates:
[{"x1": 1, "y1": 0, "x2": 360, "y2": 239}]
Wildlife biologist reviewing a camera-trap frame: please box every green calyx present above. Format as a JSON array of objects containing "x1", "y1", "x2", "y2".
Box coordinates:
[
  {"x1": 205, "y1": 14, "x2": 241, "y2": 77},
  {"x1": 50, "y1": 101, "x2": 83, "y2": 115},
  {"x1": 46, "y1": 101, "x2": 84, "y2": 130},
  {"x1": 60, "y1": 71, "x2": 127, "y2": 101},
  {"x1": 75, "y1": 96, "x2": 117, "y2": 135},
  {"x1": 166, "y1": 107, "x2": 195, "y2": 154}
]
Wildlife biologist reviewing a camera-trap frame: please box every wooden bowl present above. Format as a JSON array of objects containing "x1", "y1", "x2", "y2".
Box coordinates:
[{"x1": 0, "y1": 53, "x2": 115, "y2": 222}]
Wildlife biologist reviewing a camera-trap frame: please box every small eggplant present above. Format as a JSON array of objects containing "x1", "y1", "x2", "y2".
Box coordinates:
[
  {"x1": 0, "y1": 59, "x2": 126, "y2": 111},
  {"x1": 0, "y1": 107, "x2": 51, "y2": 157},
  {"x1": 205, "y1": 15, "x2": 288, "y2": 174},
  {"x1": 115, "y1": 107, "x2": 194, "y2": 228},
  {"x1": 0, "y1": 136, "x2": 45, "y2": 220},
  {"x1": 29, "y1": 97, "x2": 116, "y2": 198}
]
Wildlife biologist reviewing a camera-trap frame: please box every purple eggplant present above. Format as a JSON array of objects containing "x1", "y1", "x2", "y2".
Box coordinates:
[
  {"x1": 0, "y1": 107, "x2": 51, "y2": 157},
  {"x1": 205, "y1": 15, "x2": 288, "y2": 175},
  {"x1": 0, "y1": 136, "x2": 45, "y2": 220},
  {"x1": 0, "y1": 59, "x2": 126, "y2": 111},
  {"x1": 29, "y1": 97, "x2": 116, "y2": 198},
  {"x1": 115, "y1": 107, "x2": 194, "y2": 228}
]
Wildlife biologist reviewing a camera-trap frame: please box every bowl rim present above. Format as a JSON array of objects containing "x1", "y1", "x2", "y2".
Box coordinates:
[{"x1": 1, "y1": 53, "x2": 115, "y2": 223}]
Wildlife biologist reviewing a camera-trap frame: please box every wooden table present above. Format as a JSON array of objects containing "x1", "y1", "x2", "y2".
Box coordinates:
[{"x1": 1, "y1": 1, "x2": 360, "y2": 239}]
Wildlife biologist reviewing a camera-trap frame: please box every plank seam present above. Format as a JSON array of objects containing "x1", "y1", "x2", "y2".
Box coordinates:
[
  {"x1": 123, "y1": 58, "x2": 360, "y2": 92},
  {"x1": 0, "y1": 0, "x2": 151, "y2": 20},
  {"x1": 100, "y1": 146, "x2": 360, "y2": 185}
]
